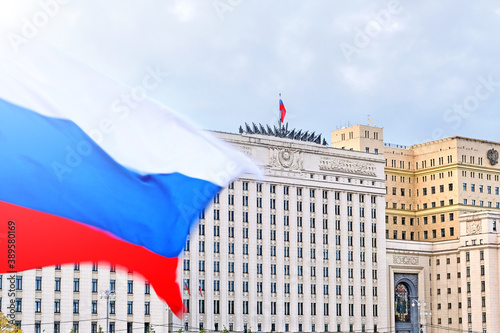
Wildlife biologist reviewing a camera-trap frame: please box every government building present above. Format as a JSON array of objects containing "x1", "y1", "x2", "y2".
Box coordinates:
[
  {"x1": 177, "y1": 126, "x2": 387, "y2": 333},
  {"x1": 331, "y1": 124, "x2": 500, "y2": 243},
  {"x1": 2, "y1": 124, "x2": 500, "y2": 333},
  {"x1": 332, "y1": 124, "x2": 500, "y2": 333}
]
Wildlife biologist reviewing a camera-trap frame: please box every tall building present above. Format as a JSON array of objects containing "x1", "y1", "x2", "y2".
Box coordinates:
[
  {"x1": 332, "y1": 124, "x2": 500, "y2": 333},
  {"x1": 177, "y1": 128, "x2": 388, "y2": 333},
  {"x1": 1, "y1": 126, "x2": 388, "y2": 333},
  {"x1": 5, "y1": 123, "x2": 500, "y2": 333},
  {"x1": 385, "y1": 211, "x2": 500, "y2": 333},
  {"x1": 332, "y1": 124, "x2": 500, "y2": 242}
]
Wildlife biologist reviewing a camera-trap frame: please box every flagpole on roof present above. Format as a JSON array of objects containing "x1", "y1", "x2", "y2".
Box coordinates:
[{"x1": 278, "y1": 93, "x2": 281, "y2": 130}]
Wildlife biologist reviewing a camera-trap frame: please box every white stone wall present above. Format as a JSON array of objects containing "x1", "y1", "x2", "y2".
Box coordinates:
[
  {"x1": 0, "y1": 264, "x2": 171, "y2": 333},
  {"x1": 176, "y1": 132, "x2": 387, "y2": 333}
]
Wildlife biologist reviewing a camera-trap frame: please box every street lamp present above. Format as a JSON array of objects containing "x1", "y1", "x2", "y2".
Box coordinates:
[
  {"x1": 100, "y1": 290, "x2": 116, "y2": 333},
  {"x1": 412, "y1": 299, "x2": 431, "y2": 333}
]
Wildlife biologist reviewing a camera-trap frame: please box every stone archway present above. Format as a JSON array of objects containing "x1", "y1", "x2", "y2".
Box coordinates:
[{"x1": 394, "y1": 273, "x2": 419, "y2": 333}]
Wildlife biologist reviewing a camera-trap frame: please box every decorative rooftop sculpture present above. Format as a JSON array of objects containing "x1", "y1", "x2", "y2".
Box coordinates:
[{"x1": 239, "y1": 122, "x2": 328, "y2": 146}]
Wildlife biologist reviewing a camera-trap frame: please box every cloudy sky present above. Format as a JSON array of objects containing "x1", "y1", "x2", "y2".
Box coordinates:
[{"x1": 1, "y1": 1, "x2": 500, "y2": 146}]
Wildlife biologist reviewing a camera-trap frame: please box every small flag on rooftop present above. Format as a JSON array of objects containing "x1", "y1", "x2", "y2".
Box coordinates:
[{"x1": 279, "y1": 98, "x2": 286, "y2": 123}]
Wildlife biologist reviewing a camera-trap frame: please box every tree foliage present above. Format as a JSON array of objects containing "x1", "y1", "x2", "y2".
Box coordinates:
[{"x1": 0, "y1": 313, "x2": 23, "y2": 333}]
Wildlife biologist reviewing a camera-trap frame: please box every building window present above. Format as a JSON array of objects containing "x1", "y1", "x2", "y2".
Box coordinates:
[
  {"x1": 35, "y1": 276, "x2": 42, "y2": 291},
  {"x1": 298, "y1": 302, "x2": 303, "y2": 315},
  {"x1": 16, "y1": 276, "x2": 22, "y2": 290},
  {"x1": 127, "y1": 301, "x2": 133, "y2": 314},
  {"x1": 35, "y1": 299, "x2": 41, "y2": 313}
]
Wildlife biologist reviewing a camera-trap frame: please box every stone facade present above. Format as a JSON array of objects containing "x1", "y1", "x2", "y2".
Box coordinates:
[
  {"x1": 1, "y1": 130, "x2": 388, "y2": 333},
  {"x1": 332, "y1": 125, "x2": 500, "y2": 243},
  {"x1": 385, "y1": 210, "x2": 500, "y2": 333},
  {"x1": 177, "y1": 132, "x2": 388, "y2": 333}
]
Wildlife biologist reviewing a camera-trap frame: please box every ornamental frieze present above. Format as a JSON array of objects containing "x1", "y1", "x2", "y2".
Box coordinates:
[
  {"x1": 237, "y1": 146, "x2": 253, "y2": 157},
  {"x1": 393, "y1": 255, "x2": 419, "y2": 265},
  {"x1": 319, "y1": 157, "x2": 376, "y2": 176}
]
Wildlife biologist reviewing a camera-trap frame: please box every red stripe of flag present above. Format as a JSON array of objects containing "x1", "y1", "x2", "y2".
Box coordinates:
[
  {"x1": 279, "y1": 99, "x2": 286, "y2": 123},
  {"x1": 0, "y1": 201, "x2": 183, "y2": 316}
]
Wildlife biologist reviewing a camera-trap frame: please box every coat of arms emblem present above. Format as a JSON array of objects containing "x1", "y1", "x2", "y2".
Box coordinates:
[{"x1": 487, "y1": 148, "x2": 498, "y2": 165}]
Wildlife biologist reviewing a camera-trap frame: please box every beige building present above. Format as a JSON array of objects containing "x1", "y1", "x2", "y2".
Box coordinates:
[
  {"x1": 333, "y1": 125, "x2": 500, "y2": 333},
  {"x1": 385, "y1": 211, "x2": 500, "y2": 333},
  {"x1": 332, "y1": 124, "x2": 500, "y2": 242}
]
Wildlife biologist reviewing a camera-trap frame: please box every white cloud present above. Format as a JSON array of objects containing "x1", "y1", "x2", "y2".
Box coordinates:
[
  {"x1": 170, "y1": 0, "x2": 197, "y2": 22},
  {"x1": 1, "y1": 0, "x2": 500, "y2": 144},
  {"x1": 340, "y1": 66, "x2": 379, "y2": 92}
]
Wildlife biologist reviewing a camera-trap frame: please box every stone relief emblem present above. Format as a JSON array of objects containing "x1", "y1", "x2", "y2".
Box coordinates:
[
  {"x1": 487, "y1": 148, "x2": 498, "y2": 166},
  {"x1": 466, "y1": 221, "x2": 481, "y2": 235},
  {"x1": 393, "y1": 255, "x2": 419, "y2": 265},
  {"x1": 269, "y1": 148, "x2": 303, "y2": 170},
  {"x1": 319, "y1": 157, "x2": 376, "y2": 176}
]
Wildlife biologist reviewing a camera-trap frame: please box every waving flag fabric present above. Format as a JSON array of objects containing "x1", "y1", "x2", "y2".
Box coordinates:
[
  {"x1": 279, "y1": 99, "x2": 286, "y2": 123},
  {"x1": 184, "y1": 280, "x2": 191, "y2": 295},
  {"x1": 0, "y1": 43, "x2": 259, "y2": 317}
]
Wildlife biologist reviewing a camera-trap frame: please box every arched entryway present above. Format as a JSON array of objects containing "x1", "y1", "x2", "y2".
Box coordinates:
[{"x1": 394, "y1": 273, "x2": 419, "y2": 333}]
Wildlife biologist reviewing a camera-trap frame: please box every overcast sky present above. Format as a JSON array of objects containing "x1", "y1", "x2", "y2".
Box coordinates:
[{"x1": 1, "y1": 1, "x2": 500, "y2": 146}]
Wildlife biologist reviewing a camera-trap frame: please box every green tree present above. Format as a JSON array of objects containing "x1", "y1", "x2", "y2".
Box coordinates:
[
  {"x1": 0, "y1": 313, "x2": 23, "y2": 333},
  {"x1": 97, "y1": 326, "x2": 104, "y2": 333}
]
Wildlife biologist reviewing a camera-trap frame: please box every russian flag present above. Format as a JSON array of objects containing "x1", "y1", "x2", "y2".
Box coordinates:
[
  {"x1": 184, "y1": 280, "x2": 191, "y2": 295},
  {"x1": 0, "y1": 43, "x2": 259, "y2": 317},
  {"x1": 279, "y1": 99, "x2": 286, "y2": 123}
]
